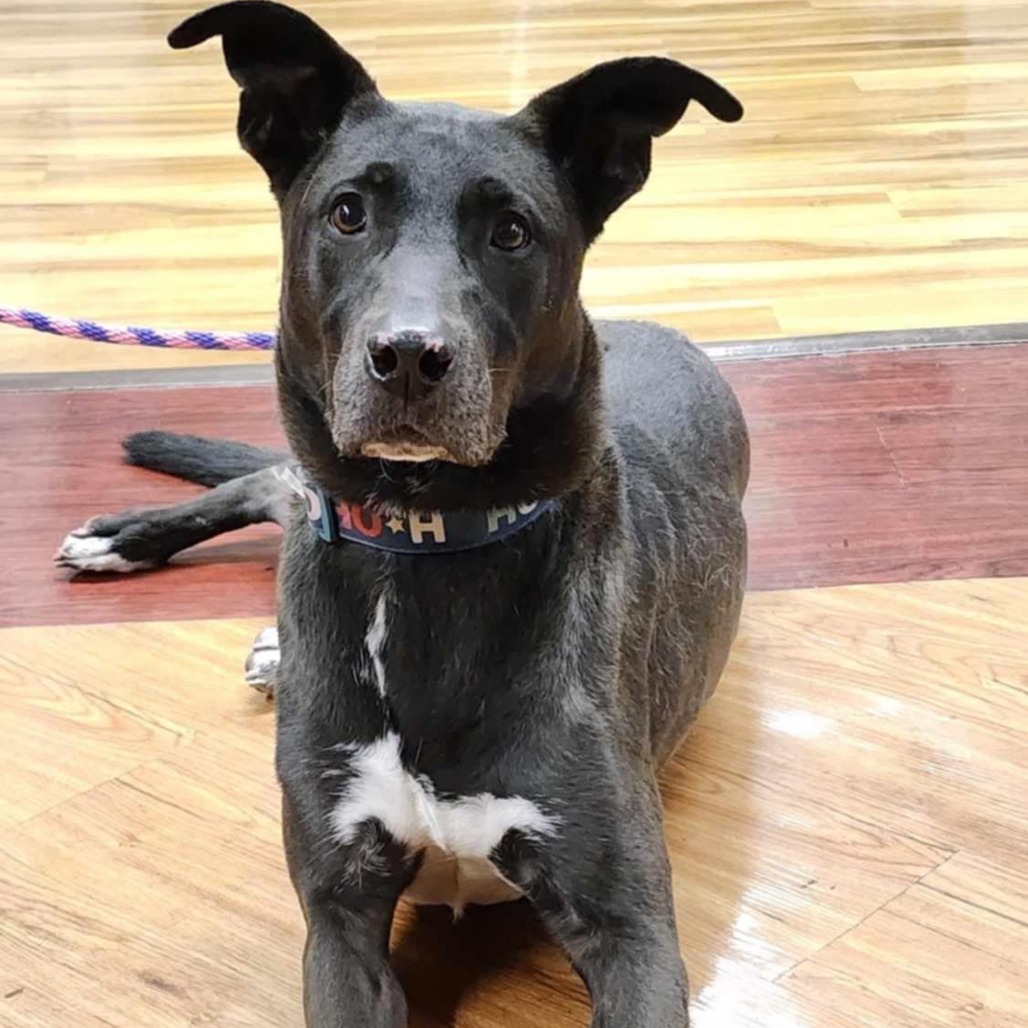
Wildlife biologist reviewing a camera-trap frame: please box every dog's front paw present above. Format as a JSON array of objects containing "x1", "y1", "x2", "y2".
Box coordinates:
[
  {"x1": 245, "y1": 626, "x2": 280, "y2": 697},
  {"x1": 55, "y1": 516, "x2": 157, "y2": 574}
]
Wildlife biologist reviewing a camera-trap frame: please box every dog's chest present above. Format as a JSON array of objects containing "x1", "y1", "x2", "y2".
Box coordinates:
[
  {"x1": 329, "y1": 734, "x2": 553, "y2": 912},
  {"x1": 323, "y1": 592, "x2": 555, "y2": 910}
]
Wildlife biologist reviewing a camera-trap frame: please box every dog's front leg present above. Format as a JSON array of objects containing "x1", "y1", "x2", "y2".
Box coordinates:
[
  {"x1": 282, "y1": 798, "x2": 410, "y2": 1028},
  {"x1": 501, "y1": 775, "x2": 689, "y2": 1028},
  {"x1": 301, "y1": 899, "x2": 406, "y2": 1028}
]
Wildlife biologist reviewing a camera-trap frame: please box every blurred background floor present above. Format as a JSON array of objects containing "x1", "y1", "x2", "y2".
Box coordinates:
[{"x1": 1, "y1": 0, "x2": 1028, "y2": 372}]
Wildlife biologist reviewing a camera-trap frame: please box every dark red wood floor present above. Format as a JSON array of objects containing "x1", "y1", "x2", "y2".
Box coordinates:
[{"x1": 2, "y1": 344, "x2": 1026, "y2": 627}]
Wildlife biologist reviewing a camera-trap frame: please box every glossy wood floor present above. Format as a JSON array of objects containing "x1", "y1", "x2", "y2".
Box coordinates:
[
  {"x1": 1, "y1": 578, "x2": 1025, "y2": 1027},
  {"x1": 1, "y1": 340, "x2": 1027, "y2": 1026},
  {"x1": 3, "y1": 0, "x2": 1028, "y2": 372},
  {"x1": 2, "y1": 1, "x2": 1028, "y2": 1024}
]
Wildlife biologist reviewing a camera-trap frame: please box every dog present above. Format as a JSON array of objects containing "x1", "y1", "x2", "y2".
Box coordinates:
[{"x1": 56, "y1": 3, "x2": 748, "y2": 1024}]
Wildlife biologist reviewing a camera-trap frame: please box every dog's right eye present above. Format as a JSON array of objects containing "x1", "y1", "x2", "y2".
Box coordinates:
[
  {"x1": 330, "y1": 193, "x2": 367, "y2": 235},
  {"x1": 491, "y1": 212, "x2": 532, "y2": 252}
]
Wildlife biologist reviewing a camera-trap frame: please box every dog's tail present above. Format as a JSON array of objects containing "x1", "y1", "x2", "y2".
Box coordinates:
[{"x1": 123, "y1": 431, "x2": 288, "y2": 487}]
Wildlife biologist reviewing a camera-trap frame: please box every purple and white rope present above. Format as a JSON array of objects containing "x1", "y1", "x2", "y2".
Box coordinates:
[{"x1": 0, "y1": 305, "x2": 275, "y2": 351}]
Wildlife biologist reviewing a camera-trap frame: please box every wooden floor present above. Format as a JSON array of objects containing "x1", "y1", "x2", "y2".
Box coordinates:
[
  {"x1": 0, "y1": 341, "x2": 1026, "y2": 1026},
  {"x1": 1, "y1": 580, "x2": 1025, "y2": 1027},
  {"x1": 2, "y1": 1, "x2": 1028, "y2": 1025},
  {"x1": 3, "y1": 0, "x2": 1028, "y2": 372}
]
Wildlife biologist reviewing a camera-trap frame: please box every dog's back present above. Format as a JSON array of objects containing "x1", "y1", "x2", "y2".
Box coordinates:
[
  {"x1": 600, "y1": 319, "x2": 749, "y2": 763},
  {"x1": 601, "y1": 319, "x2": 748, "y2": 499}
]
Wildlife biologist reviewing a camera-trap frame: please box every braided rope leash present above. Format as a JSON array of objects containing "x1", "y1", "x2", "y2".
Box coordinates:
[{"x1": 0, "y1": 305, "x2": 275, "y2": 351}]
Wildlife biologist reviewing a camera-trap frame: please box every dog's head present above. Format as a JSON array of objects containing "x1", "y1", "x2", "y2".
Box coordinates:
[{"x1": 170, "y1": 2, "x2": 741, "y2": 500}]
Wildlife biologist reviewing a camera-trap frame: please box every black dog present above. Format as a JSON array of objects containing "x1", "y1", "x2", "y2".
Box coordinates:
[{"x1": 57, "y1": 3, "x2": 748, "y2": 1024}]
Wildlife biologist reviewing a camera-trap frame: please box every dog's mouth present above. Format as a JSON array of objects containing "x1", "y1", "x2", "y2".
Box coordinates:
[
  {"x1": 329, "y1": 381, "x2": 505, "y2": 469},
  {"x1": 359, "y1": 427, "x2": 458, "y2": 464}
]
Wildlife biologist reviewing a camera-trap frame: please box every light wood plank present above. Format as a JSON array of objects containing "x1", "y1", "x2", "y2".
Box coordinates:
[
  {"x1": 1, "y1": 577, "x2": 1025, "y2": 1024},
  {"x1": 920, "y1": 850, "x2": 1028, "y2": 927},
  {"x1": 0, "y1": 646, "x2": 192, "y2": 830},
  {"x1": 780, "y1": 855, "x2": 1028, "y2": 1028}
]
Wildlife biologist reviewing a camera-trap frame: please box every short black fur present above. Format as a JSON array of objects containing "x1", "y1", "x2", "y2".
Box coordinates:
[{"x1": 63, "y1": 5, "x2": 750, "y2": 1026}]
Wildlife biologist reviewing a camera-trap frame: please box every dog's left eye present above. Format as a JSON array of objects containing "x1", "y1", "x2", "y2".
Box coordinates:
[
  {"x1": 491, "y1": 212, "x2": 532, "y2": 252},
  {"x1": 330, "y1": 193, "x2": 367, "y2": 235}
]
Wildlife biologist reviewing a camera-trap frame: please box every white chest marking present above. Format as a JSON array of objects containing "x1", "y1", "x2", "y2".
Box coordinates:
[
  {"x1": 329, "y1": 734, "x2": 557, "y2": 912},
  {"x1": 365, "y1": 596, "x2": 389, "y2": 697}
]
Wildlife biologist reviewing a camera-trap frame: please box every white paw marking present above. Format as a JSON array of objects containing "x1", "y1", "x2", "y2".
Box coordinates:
[
  {"x1": 55, "y1": 532, "x2": 151, "y2": 574},
  {"x1": 329, "y1": 733, "x2": 558, "y2": 912},
  {"x1": 244, "y1": 626, "x2": 280, "y2": 693}
]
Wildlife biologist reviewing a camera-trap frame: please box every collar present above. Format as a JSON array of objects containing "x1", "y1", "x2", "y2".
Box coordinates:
[{"x1": 276, "y1": 466, "x2": 557, "y2": 554}]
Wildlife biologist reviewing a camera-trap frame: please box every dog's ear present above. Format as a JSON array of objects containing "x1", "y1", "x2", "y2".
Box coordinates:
[
  {"x1": 519, "y1": 58, "x2": 742, "y2": 239},
  {"x1": 169, "y1": 2, "x2": 377, "y2": 196}
]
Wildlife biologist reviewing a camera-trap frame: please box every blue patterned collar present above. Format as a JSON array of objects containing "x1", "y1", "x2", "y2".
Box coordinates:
[{"x1": 276, "y1": 467, "x2": 556, "y2": 554}]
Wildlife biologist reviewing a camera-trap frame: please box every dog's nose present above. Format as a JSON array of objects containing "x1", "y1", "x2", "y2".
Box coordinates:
[{"x1": 366, "y1": 330, "x2": 454, "y2": 400}]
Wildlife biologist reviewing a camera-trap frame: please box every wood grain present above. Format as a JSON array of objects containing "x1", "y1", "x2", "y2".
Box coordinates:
[
  {"x1": 1, "y1": 577, "x2": 1025, "y2": 1026},
  {"x1": 781, "y1": 855, "x2": 1028, "y2": 1028},
  {"x1": 3, "y1": 343, "x2": 1026, "y2": 627},
  {"x1": 2, "y1": 0, "x2": 1028, "y2": 372}
]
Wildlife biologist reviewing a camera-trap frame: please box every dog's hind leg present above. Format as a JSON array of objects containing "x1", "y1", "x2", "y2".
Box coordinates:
[
  {"x1": 57, "y1": 431, "x2": 292, "y2": 693},
  {"x1": 56, "y1": 465, "x2": 294, "y2": 574},
  {"x1": 57, "y1": 429, "x2": 292, "y2": 573}
]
